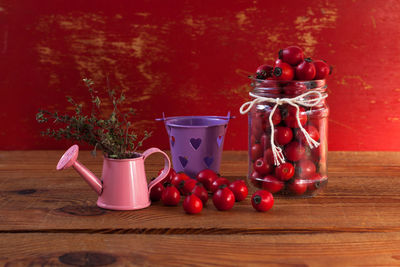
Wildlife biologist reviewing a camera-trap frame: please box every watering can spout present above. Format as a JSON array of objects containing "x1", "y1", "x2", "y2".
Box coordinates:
[{"x1": 56, "y1": 145, "x2": 103, "y2": 195}]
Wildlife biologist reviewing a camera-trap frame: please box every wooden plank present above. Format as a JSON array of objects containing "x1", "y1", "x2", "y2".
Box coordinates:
[
  {"x1": 0, "y1": 196, "x2": 399, "y2": 233},
  {"x1": 1, "y1": 233, "x2": 400, "y2": 266},
  {"x1": 0, "y1": 151, "x2": 400, "y2": 232}
]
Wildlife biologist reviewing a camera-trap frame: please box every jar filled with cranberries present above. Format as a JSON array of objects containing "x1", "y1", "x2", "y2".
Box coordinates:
[{"x1": 240, "y1": 78, "x2": 329, "y2": 197}]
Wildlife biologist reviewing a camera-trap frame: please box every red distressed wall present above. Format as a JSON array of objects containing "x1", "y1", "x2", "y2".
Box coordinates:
[{"x1": 0, "y1": 0, "x2": 399, "y2": 151}]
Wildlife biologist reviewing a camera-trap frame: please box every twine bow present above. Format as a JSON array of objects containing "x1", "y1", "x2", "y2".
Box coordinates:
[{"x1": 239, "y1": 90, "x2": 327, "y2": 166}]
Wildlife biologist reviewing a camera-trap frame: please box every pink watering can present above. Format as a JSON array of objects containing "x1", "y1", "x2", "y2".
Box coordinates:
[{"x1": 56, "y1": 144, "x2": 171, "y2": 210}]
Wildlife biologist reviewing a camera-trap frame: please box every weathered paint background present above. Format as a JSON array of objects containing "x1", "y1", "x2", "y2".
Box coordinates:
[{"x1": 0, "y1": 0, "x2": 399, "y2": 151}]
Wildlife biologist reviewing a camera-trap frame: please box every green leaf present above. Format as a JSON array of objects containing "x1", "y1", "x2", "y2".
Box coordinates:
[
  {"x1": 83, "y1": 78, "x2": 94, "y2": 87},
  {"x1": 93, "y1": 96, "x2": 101, "y2": 108},
  {"x1": 36, "y1": 77, "x2": 152, "y2": 159},
  {"x1": 119, "y1": 93, "x2": 125, "y2": 102},
  {"x1": 91, "y1": 143, "x2": 98, "y2": 157}
]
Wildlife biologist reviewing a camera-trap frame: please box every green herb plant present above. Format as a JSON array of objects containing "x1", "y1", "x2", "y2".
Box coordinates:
[{"x1": 36, "y1": 78, "x2": 152, "y2": 159}]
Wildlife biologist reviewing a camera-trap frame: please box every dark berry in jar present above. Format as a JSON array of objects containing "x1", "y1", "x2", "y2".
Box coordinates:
[
  {"x1": 288, "y1": 179, "x2": 308, "y2": 196},
  {"x1": 261, "y1": 175, "x2": 284, "y2": 193},
  {"x1": 283, "y1": 82, "x2": 307, "y2": 96},
  {"x1": 274, "y1": 58, "x2": 282, "y2": 65},
  {"x1": 263, "y1": 148, "x2": 275, "y2": 165},
  {"x1": 251, "y1": 113, "x2": 264, "y2": 140},
  {"x1": 295, "y1": 58, "x2": 316, "y2": 80},
  {"x1": 250, "y1": 170, "x2": 263, "y2": 188},
  {"x1": 260, "y1": 133, "x2": 271, "y2": 150},
  {"x1": 273, "y1": 61, "x2": 294, "y2": 81},
  {"x1": 262, "y1": 106, "x2": 282, "y2": 126},
  {"x1": 284, "y1": 141, "x2": 306, "y2": 162},
  {"x1": 250, "y1": 134, "x2": 257, "y2": 146},
  {"x1": 311, "y1": 146, "x2": 321, "y2": 162},
  {"x1": 274, "y1": 126, "x2": 293, "y2": 146},
  {"x1": 296, "y1": 159, "x2": 316, "y2": 179},
  {"x1": 295, "y1": 124, "x2": 320, "y2": 144},
  {"x1": 307, "y1": 173, "x2": 324, "y2": 191},
  {"x1": 251, "y1": 143, "x2": 264, "y2": 162},
  {"x1": 283, "y1": 106, "x2": 307, "y2": 128},
  {"x1": 313, "y1": 60, "x2": 332, "y2": 80},
  {"x1": 253, "y1": 157, "x2": 273, "y2": 175},
  {"x1": 256, "y1": 64, "x2": 274, "y2": 80},
  {"x1": 278, "y1": 46, "x2": 304, "y2": 66},
  {"x1": 274, "y1": 162, "x2": 295, "y2": 181}
]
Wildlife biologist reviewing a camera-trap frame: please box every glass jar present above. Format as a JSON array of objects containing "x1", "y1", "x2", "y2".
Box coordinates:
[{"x1": 241, "y1": 79, "x2": 329, "y2": 197}]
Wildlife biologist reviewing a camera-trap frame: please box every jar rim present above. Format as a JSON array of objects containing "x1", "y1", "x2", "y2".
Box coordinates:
[{"x1": 250, "y1": 76, "x2": 326, "y2": 88}]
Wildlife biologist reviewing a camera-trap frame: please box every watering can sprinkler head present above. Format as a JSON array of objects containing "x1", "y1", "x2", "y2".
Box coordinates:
[
  {"x1": 56, "y1": 144, "x2": 103, "y2": 195},
  {"x1": 56, "y1": 144, "x2": 79, "y2": 170}
]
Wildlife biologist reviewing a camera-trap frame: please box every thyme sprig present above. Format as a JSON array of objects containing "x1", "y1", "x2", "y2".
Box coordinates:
[{"x1": 36, "y1": 78, "x2": 152, "y2": 159}]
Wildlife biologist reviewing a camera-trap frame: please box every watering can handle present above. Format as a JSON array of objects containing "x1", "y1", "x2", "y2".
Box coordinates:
[{"x1": 143, "y1": 148, "x2": 171, "y2": 193}]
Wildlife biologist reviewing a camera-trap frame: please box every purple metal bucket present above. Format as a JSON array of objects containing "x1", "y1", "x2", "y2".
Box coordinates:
[{"x1": 157, "y1": 113, "x2": 232, "y2": 178}]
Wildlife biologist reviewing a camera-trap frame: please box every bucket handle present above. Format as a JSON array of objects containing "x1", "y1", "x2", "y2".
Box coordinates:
[
  {"x1": 225, "y1": 111, "x2": 235, "y2": 121},
  {"x1": 155, "y1": 112, "x2": 167, "y2": 122}
]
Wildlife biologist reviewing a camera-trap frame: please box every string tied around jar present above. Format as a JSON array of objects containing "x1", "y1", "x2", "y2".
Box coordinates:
[{"x1": 239, "y1": 90, "x2": 328, "y2": 166}]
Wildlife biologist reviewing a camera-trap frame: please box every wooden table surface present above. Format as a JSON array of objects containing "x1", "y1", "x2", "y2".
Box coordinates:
[{"x1": 1, "y1": 150, "x2": 400, "y2": 266}]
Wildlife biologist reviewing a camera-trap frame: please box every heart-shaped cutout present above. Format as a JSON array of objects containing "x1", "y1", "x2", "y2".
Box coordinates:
[
  {"x1": 217, "y1": 135, "x2": 223, "y2": 147},
  {"x1": 190, "y1": 138, "x2": 202, "y2": 150},
  {"x1": 170, "y1": 136, "x2": 175, "y2": 147},
  {"x1": 179, "y1": 156, "x2": 188, "y2": 168},
  {"x1": 204, "y1": 156, "x2": 213, "y2": 168}
]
